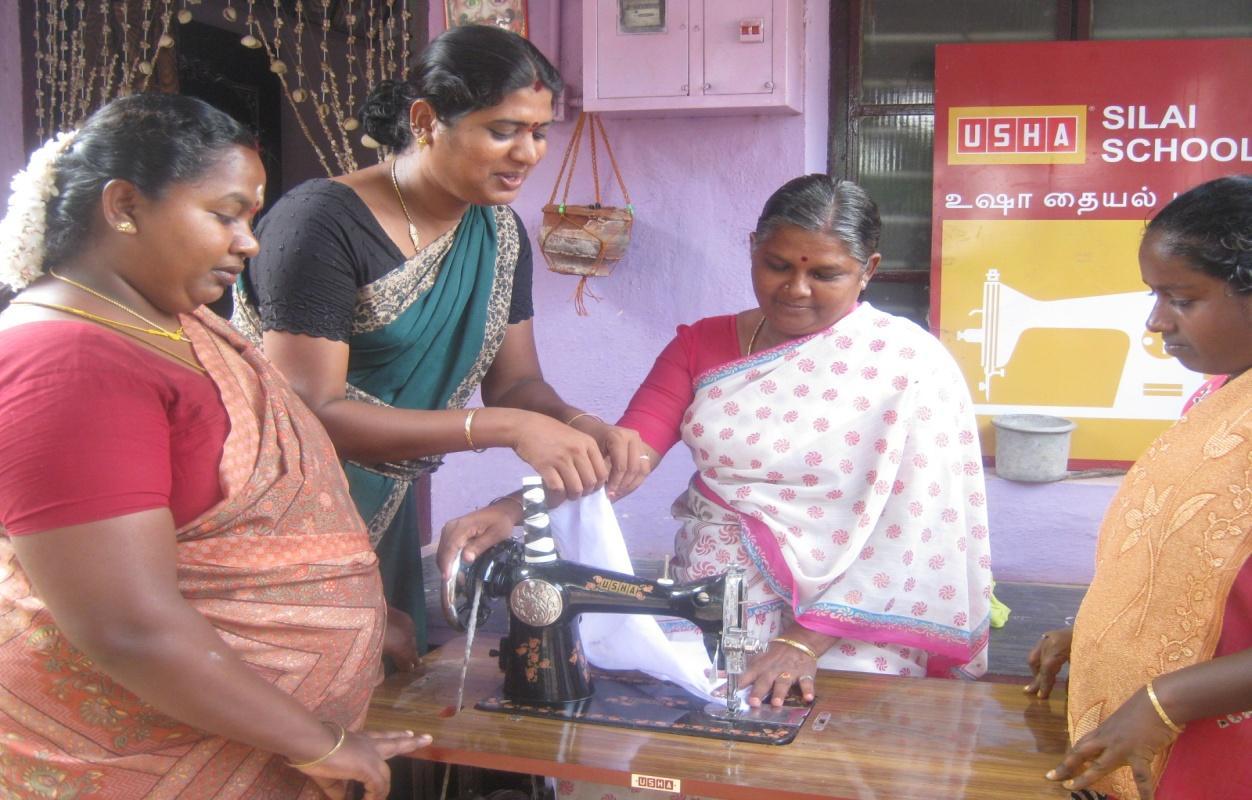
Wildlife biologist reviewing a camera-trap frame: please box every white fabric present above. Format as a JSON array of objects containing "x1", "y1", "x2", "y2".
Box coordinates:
[{"x1": 546, "y1": 489, "x2": 721, "y2": 701}]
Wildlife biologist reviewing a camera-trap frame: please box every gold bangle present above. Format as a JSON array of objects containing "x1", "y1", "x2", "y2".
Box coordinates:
[
  {"x1": 770, "y1": 637, "x2": 819, "y2": 660},
  {"x1": 464, "y1": 408, "x2": 487, "y2": 453},
  {"x1": 565, "y1": 411, "x2": 604, "y2": 427},
  {"x1": 1146, "y1": 680, "x2": 1185, "y2": 734},
  {"x1": 287, "y1": 721, "x2": 347, "y2": 769}
]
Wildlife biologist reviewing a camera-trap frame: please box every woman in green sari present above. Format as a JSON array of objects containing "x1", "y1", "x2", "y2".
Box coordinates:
[{"x1": 235, "y1": 25, "x2": 646, "y2": 670}]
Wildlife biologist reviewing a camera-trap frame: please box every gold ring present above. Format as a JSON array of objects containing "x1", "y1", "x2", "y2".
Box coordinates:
[{"x1": 778, "y1": 672, "x2": 792, "y2": 680}]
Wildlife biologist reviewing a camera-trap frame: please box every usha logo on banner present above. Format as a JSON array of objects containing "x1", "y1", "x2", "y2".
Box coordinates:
[{"x1": 948, "y1": 105, "x2": 1087, "y2": 165}]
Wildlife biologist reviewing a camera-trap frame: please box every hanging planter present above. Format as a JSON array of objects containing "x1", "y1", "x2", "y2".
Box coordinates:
[{"x1": 539, "y1": 112, "x2": 634, "y2": 315}]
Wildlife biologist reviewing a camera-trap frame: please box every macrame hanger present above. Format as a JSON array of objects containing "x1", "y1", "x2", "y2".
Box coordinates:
[{"x1": 540, "y1": 112, "x2": 635, "y2": 315}]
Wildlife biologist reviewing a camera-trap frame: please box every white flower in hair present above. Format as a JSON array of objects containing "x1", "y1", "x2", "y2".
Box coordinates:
[{"x1": 0, "y1": 130, "x2": 78, "y2": 291}]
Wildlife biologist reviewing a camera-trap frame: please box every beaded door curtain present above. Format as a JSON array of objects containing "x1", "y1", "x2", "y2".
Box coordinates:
[{"x1": 30, "y1": 0, "x2": 416, "y2": 175}]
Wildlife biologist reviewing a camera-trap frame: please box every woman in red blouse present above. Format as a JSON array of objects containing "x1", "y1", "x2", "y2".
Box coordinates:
[{"x1": 0, "y1": 95, "x2": 424, "y2": 798}]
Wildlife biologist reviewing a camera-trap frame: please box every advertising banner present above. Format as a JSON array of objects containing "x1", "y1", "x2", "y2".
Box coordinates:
[{"x1": 933, "y1": 39, "x2": 1252, "y2": 465}]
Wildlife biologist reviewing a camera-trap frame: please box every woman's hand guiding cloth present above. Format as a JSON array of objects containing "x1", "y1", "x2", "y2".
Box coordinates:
[
  {"x1": 494, "y1": 408, "x2": 609, "y2": 497},
  {"x1": 738, "y1": 628, "x2": 832, "y2": 707},
  {"x1": 566, "y1": 413, "x2": 654, "y2": 500},
  {"x1": 437, "y1": 411, "x2": 657, "y2": 580}
]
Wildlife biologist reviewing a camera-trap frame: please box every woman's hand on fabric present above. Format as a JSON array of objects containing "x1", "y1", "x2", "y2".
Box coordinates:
[
  {"x1": 1044, "y1": 687, "x2": 1178, "y2": 800},
  {"x1": 509, "y1": 412, "x2": 609, "y2": 497},
  {"x1": 1025, "y1": 627, "x2": 1073, "y2": 699},
  {"x1": 295, "y1": 728, "x2": 432, "y2": 800},
  {"x1": 579, "y1": 421, "x2": 654, "y2": 500},
  {"x1": 739, "y1": 634, "x2": 828, "y2": 707},
  {"x1": 382, "y1": 607, "x2": 419, "y2": 673},
  {"x1": 437, "y1": 504, "x2": 517, "y2": 580}
]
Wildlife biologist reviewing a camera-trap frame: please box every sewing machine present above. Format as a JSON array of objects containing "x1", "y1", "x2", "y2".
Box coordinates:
[
  {"x1": 441, "y1": 478, "x2": 811, "y2": 743},
  {"x1": 956, "y1": 268, "x2": 1202, "y2": 416}
]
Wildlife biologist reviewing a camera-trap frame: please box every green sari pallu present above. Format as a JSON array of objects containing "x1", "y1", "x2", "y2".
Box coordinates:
[{"x1": 235, "y1": 204, "x2": 521, "y2": 652}]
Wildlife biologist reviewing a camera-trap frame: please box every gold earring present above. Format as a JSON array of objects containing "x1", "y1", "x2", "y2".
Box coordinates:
[
  {"x1": 415, "y1": 131, "x2": 430, "y2": 147},
  {"x1": 115, "y1": 221, "x2": 136, "y2": 234}
]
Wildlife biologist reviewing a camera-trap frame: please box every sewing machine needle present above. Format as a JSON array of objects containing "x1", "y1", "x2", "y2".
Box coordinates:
[{"x1": 454, "y1": 579, "x2": 484, "y2": 714}]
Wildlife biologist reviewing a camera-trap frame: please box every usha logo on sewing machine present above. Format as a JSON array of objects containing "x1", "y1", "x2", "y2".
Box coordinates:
[
  {"x1": 631, "y1": 774, "x2": 681, "y2": 793},
  {"x1": 948, "y1": 105, "x2": 1087, "y2": 165}
]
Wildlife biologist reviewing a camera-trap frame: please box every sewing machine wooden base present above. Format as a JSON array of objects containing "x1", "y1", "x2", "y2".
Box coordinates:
[
  {"x1": 367, "y1": 638, "x2": 1072, "y2": 800},
  {"x1": 476, "y1": 668, "x2": 811, "y2": 745}
]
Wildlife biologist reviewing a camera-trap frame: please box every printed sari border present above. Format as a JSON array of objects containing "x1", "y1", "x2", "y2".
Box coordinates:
[
  {"x1": 693, "y1": 475, "x2": 987, "y2": 661},
  {"x1": 446, "y1": 205, "x2": 519, "y2": 411}
]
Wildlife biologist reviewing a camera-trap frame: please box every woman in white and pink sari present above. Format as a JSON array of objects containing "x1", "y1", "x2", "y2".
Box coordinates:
[
  {"x1": 440, "y1": 175, "x2": 994, "y2": 800},
  {"x1": 615, "y1": 175, "x2": 991, "y2": 705},
  {"x1": 445, "y1": 176, "x2": 991, "y2": 717}
]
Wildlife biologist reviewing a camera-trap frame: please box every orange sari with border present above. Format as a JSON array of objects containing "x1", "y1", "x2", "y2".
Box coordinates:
[
  {"x1": 0, "y1": 309, "x2": 385, "y2": 799},
  {"x1": 1069, "y1": 369, "x2": 1252, "y2": 799}
]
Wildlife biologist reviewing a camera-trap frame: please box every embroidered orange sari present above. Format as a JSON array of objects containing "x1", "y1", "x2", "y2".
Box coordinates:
[
  {"x1": 1069, "y1": 369, "x2": 1252, "y2": 799},
  {"x1": 0, "y1": 310, "x2": 385, "y2": 799}
]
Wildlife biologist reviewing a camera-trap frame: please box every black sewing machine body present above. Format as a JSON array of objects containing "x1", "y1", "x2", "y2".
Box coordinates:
[
  {"x1": 445, "y1": 538, "x2": 732, "y2": 707},
  {"x1": 441, "y1": 478, "x2": 812, "y2": 743}
]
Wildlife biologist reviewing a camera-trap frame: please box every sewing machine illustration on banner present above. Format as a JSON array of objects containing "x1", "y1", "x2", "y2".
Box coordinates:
[
  {"x1": 441, "y1": 478, "x2": 812, "y2": 744},
  {"x1": 955, "y1": 268, "x2": 1204, "y2": 417}
]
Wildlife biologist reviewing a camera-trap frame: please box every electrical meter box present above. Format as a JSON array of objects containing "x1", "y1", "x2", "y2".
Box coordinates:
[{"x1": 583, "y1": 0, "x2": 804, "y2": 115}]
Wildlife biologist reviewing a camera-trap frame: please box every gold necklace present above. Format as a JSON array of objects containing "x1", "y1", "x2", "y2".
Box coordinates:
[
  {"x1": 9, "y1": 299, "x2": 207, "y2": 374},
  {"x1": 48, "y1": 268, "x2": 188, "y2": 342},
  {"x1": 747, "y1": 315, "x2": 767, "y2": 354},
  {"x1": 390, "y1": 159, "x2": 421, "y2": 253}
]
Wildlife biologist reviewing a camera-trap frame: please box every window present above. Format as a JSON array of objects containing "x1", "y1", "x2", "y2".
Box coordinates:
[{"x1": 831, "y1": 0, "x2": 1252, "y2": 327}]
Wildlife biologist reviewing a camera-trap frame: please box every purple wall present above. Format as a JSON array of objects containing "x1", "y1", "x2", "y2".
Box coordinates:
[{"x1": 0, "y1": 2, "x2": 24, "y2": 185}]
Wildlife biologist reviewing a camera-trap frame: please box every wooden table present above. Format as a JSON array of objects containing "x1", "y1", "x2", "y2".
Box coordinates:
[{"x1": 367, "y1": 638, "x2": 1073, "y2": 800}]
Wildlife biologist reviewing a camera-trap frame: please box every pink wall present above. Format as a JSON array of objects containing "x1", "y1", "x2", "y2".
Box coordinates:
[{"x1": 428, "y1": 2, "x2": 831, "y2": 555}]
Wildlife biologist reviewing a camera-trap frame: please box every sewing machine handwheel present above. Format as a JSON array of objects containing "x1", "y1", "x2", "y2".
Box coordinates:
[{"x1": 441, "y1": 548, "x2": 494, "y2": 632}]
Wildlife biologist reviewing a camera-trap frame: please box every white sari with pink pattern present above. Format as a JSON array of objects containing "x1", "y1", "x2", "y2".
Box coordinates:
[
  {"x1": 667, "y1": 303, "x2": 991, "y2": 678},
  {"x1": 556, "y1": 305, "x2": 992, "y2": 800}
]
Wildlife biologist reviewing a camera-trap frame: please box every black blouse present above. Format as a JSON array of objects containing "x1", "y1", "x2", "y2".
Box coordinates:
[{"x1": 243, "y1": 179, "x2": 535, "y2": 343}]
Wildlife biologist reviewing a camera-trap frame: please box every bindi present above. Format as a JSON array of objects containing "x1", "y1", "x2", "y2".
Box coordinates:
[{"x1": 800, "y1": 256, "x2": 808, "y2": 262}]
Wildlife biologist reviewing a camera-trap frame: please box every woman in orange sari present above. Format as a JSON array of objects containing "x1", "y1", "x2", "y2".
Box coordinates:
[
  {"x1": 1026, "y1": 175, "x2": 1252, "y2": 800},
  {"x1": 0, "y1": 95, "x2": 426, "y2": 798}
]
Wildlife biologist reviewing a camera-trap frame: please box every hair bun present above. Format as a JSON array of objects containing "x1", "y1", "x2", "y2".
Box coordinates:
[{"x1": 360, "y1": 79, "x2": 417, "y2": 150}]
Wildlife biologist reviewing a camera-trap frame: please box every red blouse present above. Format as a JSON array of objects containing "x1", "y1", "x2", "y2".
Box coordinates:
[
  {"x1": 617, "y1": 314, "x2": 742, "y2": 454},
  {"x1": 0, "y1": 322, "x2": 228, "y2": 535}
]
